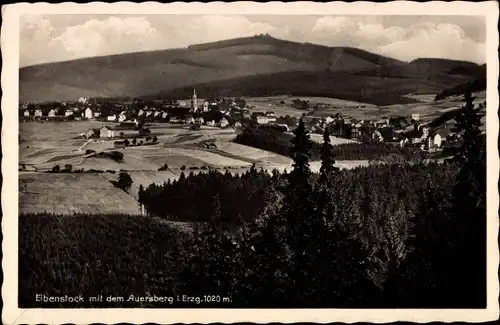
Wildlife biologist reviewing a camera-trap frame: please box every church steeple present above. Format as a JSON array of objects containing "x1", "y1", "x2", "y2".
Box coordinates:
[{"x1": 191, "y1": 87, "x2": 198, "y2": 112}]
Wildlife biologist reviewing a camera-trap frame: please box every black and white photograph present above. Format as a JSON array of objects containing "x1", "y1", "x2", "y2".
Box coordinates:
[{"x1": 2, "y1": 1, "x2": 499, "y2": 324}]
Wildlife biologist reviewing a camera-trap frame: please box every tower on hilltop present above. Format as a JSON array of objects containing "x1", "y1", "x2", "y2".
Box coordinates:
[{"x1": 191, "y1": 87, "x2": 198, "y2": 113}]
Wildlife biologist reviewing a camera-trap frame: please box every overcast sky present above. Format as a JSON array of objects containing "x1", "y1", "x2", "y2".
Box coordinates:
[{"x1": 20, "y1": 14, "x2": 486, "y2": 67}]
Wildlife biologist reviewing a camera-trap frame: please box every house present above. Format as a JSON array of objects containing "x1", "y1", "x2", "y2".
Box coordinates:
[
  {"x1": 84, "y1": 107, "x2": 93, "y2": 119},
  {"x1": 194, "y1": 116, "x2": 205, "y2": 125},
  {"x1": 138, "y1": 109, "x2": 145, "y2": 117},
  {"x1": 203, "y1": 101, "x2": 210, "y2": 112},
  {"x1": 154, "y1": 111, "x2": 161, "y2": 117},
  {"x1": 411, "y1": 113, "x2": 420, "y2": 121},
  {"x1": 234, "y1": 121, "x2": 242, "y2": 128},
  {"x1": 257, "y1": 116, "x2": 270, "y2": 124},
  {"x1": 207, "y1": 120, "x2": 216, "y2": 127},
  {"x1": 93, "y1": 112, "x2": 101, "y2": 118},
  {"x1": 65, "y1": 110, "x2": 74, "y2": 117},
  {"x1": 48, "y1": 109, "x2": 56, "y2": 118},
  {"x1": 218, "y1": 118, "x2": 229, "y2": 128},
  {"x1": 23, "y1": 110, "x2": 30, "y2": 117},
  {"x1": 100, "y1": 126, "x2": 115, "y2": 138},
  {"x1": 118, "y1": 114, "x2": 127, "y2": 122},
  {"x1": 146, "y1": 111, "x2": 153, "y2": 117},
  {"x1": 34, "y1": 109, "x2": 42, "y2": 117},
  {"x1": 325, "y1": 116, "x2": 335, "y2": 125},
  {"x1": 114, "y1": 140, "x2": 126, "y2": 149},
  {"x1": 162, "y1": 112, "x2": 168, "y2": 119},
  {"x1": 265, "y1": 111, "x2": 275, "y2": 117},
  {"x1": 372, "y1": 130, "x2": 384, "y2": 142},
  {"x1": 107, "y1": 115, "x2": 117, "y2": 121},
  {"x1": 184, "y1": 116, "x2": 195, "y2": 124}
]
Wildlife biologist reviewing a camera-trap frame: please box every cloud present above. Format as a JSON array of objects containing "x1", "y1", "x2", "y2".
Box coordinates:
[
  {"x1": 311, "y1": 16, "x2": 485, "y2": 63},
  {"x1": 19, "y1": 15, "x2": 485, "y2": 67},
  {"x1": 19, "y1": 15, "x2": 290, "y2": 66}
]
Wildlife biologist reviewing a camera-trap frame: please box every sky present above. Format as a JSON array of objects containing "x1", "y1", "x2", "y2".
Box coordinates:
[{"x1": 19, "y1": 14, "x2": 486, "y2": 67}]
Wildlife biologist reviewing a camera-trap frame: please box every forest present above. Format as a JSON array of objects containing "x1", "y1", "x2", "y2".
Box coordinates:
[
  {"x1": 19, "y1": 90, "x2": 486, "y2": 308},
  {"x1": 234, "y1": 126, "x2": 426, "y2": 161}
]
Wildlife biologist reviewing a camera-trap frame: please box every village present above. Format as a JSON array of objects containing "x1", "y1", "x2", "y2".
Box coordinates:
[{"x1": 20, "y1": 87, "x2": 483, "y2": 154}]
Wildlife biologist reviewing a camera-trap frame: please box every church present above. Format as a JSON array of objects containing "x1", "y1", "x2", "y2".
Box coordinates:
[
  {"x1": 191, "y1": 88, "x2": 198, "y2": 113},
  {"x1": 190, "y1": 87, "x2": 209, "y2": 113}
]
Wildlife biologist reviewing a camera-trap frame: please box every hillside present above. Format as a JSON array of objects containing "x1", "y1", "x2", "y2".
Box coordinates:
[
  {"x1": 20, "y1": 35, "x2": 481, "y2": 105},
  {"x1": 434, "y1": 64, "x2": 486, "y2": 100}
]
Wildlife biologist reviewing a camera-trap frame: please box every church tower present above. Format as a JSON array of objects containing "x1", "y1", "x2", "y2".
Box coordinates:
[{"x1": 191, "y1": 88, "x2": 198, "y2": 113}]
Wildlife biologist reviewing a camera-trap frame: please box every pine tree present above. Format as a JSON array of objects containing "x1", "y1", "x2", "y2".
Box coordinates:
[
  {"x1": 282, "y1": 118, "x2": 327, "y2": 305},
  {"x1": 319, "y1": 127, "x2": 339, "y2": 184},
  {"x1": 448, "y1": 88, "x2": 486, "y2": 307},
  {"x1": 178, "y1": 194, "x2": 235, "y2": 301},
  {"x1": 388, "y1": 175, "x2": 453, "y2": 307}
]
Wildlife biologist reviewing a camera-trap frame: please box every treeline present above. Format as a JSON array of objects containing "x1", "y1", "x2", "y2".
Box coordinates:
[
  {"x1": 234, "y1": 126, "x2": 425, "y2": 160},
  {"x1": 139, "y1": 167, "x2": 271, "y2": 223}
]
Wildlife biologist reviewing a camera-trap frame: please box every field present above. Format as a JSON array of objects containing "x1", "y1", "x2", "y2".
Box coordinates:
[{"x1": 19, "y1": 173, "x2": 140, "y2": 214}]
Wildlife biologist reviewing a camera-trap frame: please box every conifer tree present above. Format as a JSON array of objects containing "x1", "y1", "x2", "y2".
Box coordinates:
[
  {"x1": 282, "y1": 119, "x2": 328, "y2": 304},
  {"x1": 448, "y1": 88, "x2": 486, "y2": 307},
  {"x1": 178, "y1": 194, "x2": 235, "y2": 301},
  {"x1": 319, "y1": 127, "x2": 339, "y2": 184}
]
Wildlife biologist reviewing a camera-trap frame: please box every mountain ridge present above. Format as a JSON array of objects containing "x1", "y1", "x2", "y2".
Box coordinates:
[{"x1": 19, "y1": 36, "x2": 484, "y2": 105}]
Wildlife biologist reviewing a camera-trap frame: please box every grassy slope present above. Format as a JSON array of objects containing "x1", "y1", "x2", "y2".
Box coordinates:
[
  {"x1": 19, "y1": 36, "x2": 399, "y2": 104},
  {"x1": 19, "y1": 173, "x2": 140, "y2": 214},
  {"x1": 20, "y1": 36, "x2": 483, "y2": 106}
]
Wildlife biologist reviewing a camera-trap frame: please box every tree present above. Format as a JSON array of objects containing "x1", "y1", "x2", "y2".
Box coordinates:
[
  {"x1": 132, "y1": 137, "x2": 137, "y2": 146},
  {"x1": 448, "y1": 88, "x2": 486, "y2": 307},
  {"x1": 178, "y1": 195, "x2": 236, "y2": 300},
  {"x1": 124, "y1": 139, "x2": 130, "y2": 147},
  {"x1": 319, "y1": 127, "x2": 339, "y2": 184},
  {"x1": 119, "y1": 132, "x2": 125, "y2": 138},
  {"x1": 117, "y1": 172, "x2": 133, "y2": 193},
  {"x1": 138, "y1": 184, "x2": 145, "y2": 215},
  {"x1": 152, "y1": 136, "x2": 158, "y2": 143},
  {"x1": 64, "y1": 164, "x2": 73, "y2": 172},
  {"x1": 52, "y1": 165, "x2": 60, "y2": 173}
]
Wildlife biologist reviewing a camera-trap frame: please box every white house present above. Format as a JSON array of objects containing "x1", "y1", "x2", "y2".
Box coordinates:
[
  {"x1": 107, "y1": 115, "x2": 117, "y2": 121},
  {"x1": 65, "y1": 110, "x2": 74, "y2": 117},
  {"x1": 48, "y1": 109, "x2": 56, "y2": 118},
  {"x1": 257, "y1": 116, "x2": 270, "y2": 124},
  {"x1": 325, "y1": 116, "x2": 335, "y2": 125},
  {"x1": 203, "y1": 101, "x2": 210, "y2": 112},
  {"x1": 154, "y1": 111, "x2": 161, "y2": 117},
  {"x1": 84, "y1": 107, "x2": 93, "y2": 119},
  {"x1": 234, "y1": 121, "x2": 242, "y2": 128},
  {"x1": 146, "y1": 111, "x2": 153, "y2": 117},
  {"x1": 218, "y1": 118, "x2": 229, "y2": 128},
  {"x1": 207, "y1": 120, "x2": 216, "y2": 127},
  {"x1": 411, "y1": 113, "x2": 420, "y2": 121},
  {"x1": 118, "y1": 114, "x2": 127, "y2": 122},
  {"x1": 194, "y1": 116, "x2": 205, "y2": 125},
  {"x1": 23, "y1": 110, "x2": 30, "y2": 117},
  {"x1": 78, "y1": 97, "x2": 88, "y2": 104},
  {"x1": 162, "y1": 112, "x2": 168, "y2": 119},
  {"x1": 93, "y1": 112, "x2": 101, "y2": 118},
  {"x1": 99, "y1": 126, "x2": 115, "y2": 138},
  {"x1": 138, "y1": 109, "x2": 145, "y2": 117}
]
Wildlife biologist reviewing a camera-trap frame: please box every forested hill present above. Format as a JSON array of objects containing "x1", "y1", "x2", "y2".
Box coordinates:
[{"x1": 20, "y1": 35, "x2": 483, "y2": 105}]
